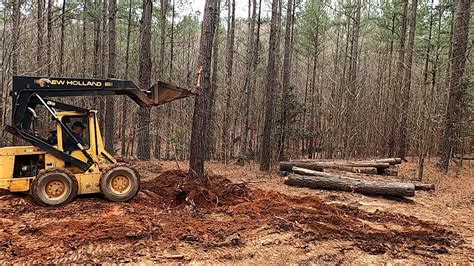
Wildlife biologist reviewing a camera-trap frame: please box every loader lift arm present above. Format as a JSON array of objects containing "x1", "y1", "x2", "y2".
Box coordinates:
[{"x1": 5, "y1": 76, "x2": 194, "y2": 170}]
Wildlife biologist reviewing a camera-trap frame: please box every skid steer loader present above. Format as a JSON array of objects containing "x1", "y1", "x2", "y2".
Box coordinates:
[{"x1": 0, "y1": 76, "x2": 193, "y2": 206}]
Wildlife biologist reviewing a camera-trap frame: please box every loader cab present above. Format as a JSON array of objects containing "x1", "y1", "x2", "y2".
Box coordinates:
[{"x1": 54, "y1": 110, "x2": 114, "y2": 166}]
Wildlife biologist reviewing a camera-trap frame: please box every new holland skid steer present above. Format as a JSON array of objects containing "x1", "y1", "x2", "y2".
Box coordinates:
[{"x1": 0, "y1": 76, "x2": 192, "y2": 206}]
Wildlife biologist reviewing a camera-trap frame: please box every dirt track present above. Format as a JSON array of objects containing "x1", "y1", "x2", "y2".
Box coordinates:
[{"x1": 0, "y1": 159, "x2": 472, "y2": 263}]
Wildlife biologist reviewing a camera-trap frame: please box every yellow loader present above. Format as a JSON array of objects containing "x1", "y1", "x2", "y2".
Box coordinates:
[{"x1": 0, "y1": 76, "x2": 192, "y2": 206}]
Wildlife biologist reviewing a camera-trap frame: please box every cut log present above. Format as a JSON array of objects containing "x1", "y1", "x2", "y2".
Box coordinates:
[
  {"x1": 382, "y1": 168, "x2": 398, "y2": 176},
  {"x1": 284, "y1": 173, "x2": 415, "y2": 197},
  {"x1": 369, "y1": 158, "x2": 402, "y2": 165},
  {"x1": 331, "y1": 166, "x2": 379, "y2": 175},
  {"x1": 290, "y1": 157, "x2": 402, "y2": 165},
  {"x1": 280, "y1": 162, "x2": 323, "y2": 172},
  {"x1": 286, "y1": 164, "x2": 378, "y2": 175},
  {"x1": 280, "y1": 161, "x2": 391, "y2": 172},
  {"x1": 413, "y1": 182, "x2": 435, "y2": 191}
]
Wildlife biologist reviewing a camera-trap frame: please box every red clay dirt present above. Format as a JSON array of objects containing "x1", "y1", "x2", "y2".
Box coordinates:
[{"x1": 0, "y1": 159, "x2": 472, "y2": 264}]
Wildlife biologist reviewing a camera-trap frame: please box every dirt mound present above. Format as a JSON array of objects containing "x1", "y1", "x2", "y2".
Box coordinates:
[
  {"x1": 0, "y1": 170, "x2": 465, "y2": 263},
  {"x1": 138, "y1": 170, "x2": 250, "y2": 208}
]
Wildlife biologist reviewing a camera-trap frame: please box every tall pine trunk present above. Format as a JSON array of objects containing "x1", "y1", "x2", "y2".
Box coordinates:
[
  {"x1": 222, "y1": 0, "x2": 235, "y2": 163},
  {"x1": 439, "y1": 0, "x2": 472, "y2": 171},
  {"x1": 59, "y1": 0, "x2": 66, "y2": 75},
  {"x1": 388, "y1": 0, "x2": 408, "y2": 156},
  {"x1": 137, "y1": 0, "x2": 153, "y2": 160},
  {"x1": 277, "y1": 0, "x2": 294, "y2": 161},
  {"x1": 189, "y1": 0, "x2": 218, "y2": 178},
  {"x1": 104, "y1": 0, "x2": 116, "y2": 153},
  {"x1": 36, "y1": 0, "x2": 44, "y2": 71},
  {"x1": 398, "y1": 0, "x2": 418, "y2": 160},
  {"x1": 259, "y1": 0, "x2": 279, "y2": 171},
  {"x1": 121, "y1": 0, "x2": 133, "y2": 157}
]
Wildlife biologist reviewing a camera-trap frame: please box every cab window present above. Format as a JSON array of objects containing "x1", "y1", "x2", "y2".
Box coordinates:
[{"x1": 61, "y1": 116, "x2": 90, "y2": 151}]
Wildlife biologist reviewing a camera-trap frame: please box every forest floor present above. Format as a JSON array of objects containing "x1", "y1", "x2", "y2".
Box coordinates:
[{"x1": 0, "y1": 157, "x2": 472, "y2": 264}]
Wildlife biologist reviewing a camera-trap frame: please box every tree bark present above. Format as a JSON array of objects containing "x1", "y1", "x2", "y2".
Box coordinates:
[
  {"x1": 259, "y1": 0, "x2": 279, "y2": 171},
  {"x1": 277, "y1": 0, "x2": 294, "y2": 160},
  {"x1": 222, "y1": 0, "x2": 235, "y2": 163},
  {"x1": 36, "y1": 0, "x2": 44, "y2": 71},
  {"x1": 81, "y1": 0, "x2": 87, "y2": 77},
  {"x1": 241, "y1": 0, "x2": 257, "y2": 157},
  {"x1": 12, "y1": 0, "x2": 21, "y2": 76},
  {"x1": 207, "y1": 0, "x2": 221, "y2": 161},
  {"x1": 280, "y1": 161, "x2": 391, "y2": 171},
  {"x1": 293, "y1": 165, "x2": 379, "y2": 175},
  {"x1": 46, "y1": 0, "x2": 52, "y2": 75},
  {"x1": 346, "y1": 0, "x2": 361, "y2": 156},
  {"x1": 137, "y1": 0, "x2": 153, "y2": 160},
  {"x1": 92, "y1": 0, "x2": 102, "y2": 78},
  {"x1": 413, "y1": 182, "x2": 435, "y2": 191},
  {"x1": 399, "y1": 0, "x2": 418, "y2": 160},
  {"x1": 293, "y1": 158, "x2": 402, "y2": 165},
  {"x1": 59, "y1": 0, "x2": 66, "y2": 75},
  {"x1": 439, "y1": 0, "x2": 472, "y2": 171},
  {"x1": 189, "y1": 0, "x2": 218, "y2": 178},
  {"x1": 104, "y1": 0, "x2": 116, "y2": 154},
  {"x1": 388, "y1": 0, "x2": 408, "y2": 156},
  {"x1": 284, "y1": 173, "x2": 415, "y2": 197},
  {"x1": 121, "y1": 0, "x2": 133, "y2": 157}
]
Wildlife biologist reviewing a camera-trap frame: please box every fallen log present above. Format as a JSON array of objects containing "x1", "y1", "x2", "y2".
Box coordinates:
[
  {"x1": 284, "y1": 173, "x2": 415, "y2": 197},
  {"x1": 413, "y1": 182, "x2": 435, "y2": 191},
  {"x1": 382, "y1": 168, "x2": 399, "y2": 176},
  {"x1": 288, "y1": 164, "x2": 378, "y2": 175},
  {"x1": 280, "y1": 161, "x2": 391, "y2": 172},
  {"x1": 290, "y1": 157, "x2": 402, "y2": 165},
  {"x1": 280, "y1": 162, "x2": 323, "y2": 172},
  {"x1": 369, "y1": 158, "x2": 402, "y2": 165}
]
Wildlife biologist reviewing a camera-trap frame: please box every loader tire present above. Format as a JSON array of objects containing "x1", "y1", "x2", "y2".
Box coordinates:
[
  {"x1": 31, "y1": 168, "x2": 78, "y2": 206},
  {"x1": 100, "y1": 164, "x2": 140, "y2": 202}
]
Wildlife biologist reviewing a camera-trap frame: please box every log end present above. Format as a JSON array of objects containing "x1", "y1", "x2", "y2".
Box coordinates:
[{"x1": 279, "y1": 163, "x2": 294, "y2": 172}]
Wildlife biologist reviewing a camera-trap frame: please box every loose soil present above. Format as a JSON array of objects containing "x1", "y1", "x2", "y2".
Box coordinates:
[{"x1": 0, "y1": 158, "x2": 472, "y2": 263}]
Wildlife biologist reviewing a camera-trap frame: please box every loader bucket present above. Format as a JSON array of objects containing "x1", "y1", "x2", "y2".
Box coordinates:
[{"x1": 150, "y1": 81, "x2": 195, "y2": 105}]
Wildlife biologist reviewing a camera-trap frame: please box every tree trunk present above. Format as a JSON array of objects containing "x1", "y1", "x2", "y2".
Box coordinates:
[
  {"x1": 259, "y1": 0, "x2": 279, "y2": 171},
  {"x1": 346, "y1": 0, "x2": 361, "y2": 157},
  {"x1": 159, "y1": 0, "x2": 168, "y2": 76},
  {"x1": 399, "y1": 0, "x2": 418, "y2": 160},
  {"x1": 277, "y1": 0, "x2": 294, "y2": 160},
  {"x1": 104, "y1": 0, "x2": 116, "y2": 154},
  {"x1": 241, "y1": 0, "x2": 257, "y2": 157},
  {"x1": 388, "y1": 0, "x2": 408, "y2": 156},
  {"x1": 81, "y1": 0, "x2": 87, "y2": 77},
  {"x1": 439, "y1": 0, "x2": 472, "y2": 171},
  {"x1": 59, "y1": 0, "x2": 66, "y2": 75},
  {"x1": 121, "y1": 0, "x2": 133, "y2": 157},
  {"x1": 46, "y1": 0, "x2": 52, "y2": 75},
  {"x1": 284, "y1": 173, "x2": 415, "y2": 197},
  {"x1": 222, "y1": 0, "x2": 235, "y2": 163},
  {"x1": 169, "y1": 0, "x2": 175, "y2": 79},
  {"x1": 12, "y1": 0, "x2": 21, "y2": 76},
  {"x1": 36, "y1": 0, "x2": 44, "y2": 71},
  {"x1": 207, "y1": 0, "x2": 221, "y2": 161},
  {"x1": 189, "y1": 0, "x2": 218, "y2": 178},
  {"x1": 137, "y1": 0, "x2": 153, "y2": 160},
  {"x1": 93, "y1": 0, "x2": 102, "y2": 78}
]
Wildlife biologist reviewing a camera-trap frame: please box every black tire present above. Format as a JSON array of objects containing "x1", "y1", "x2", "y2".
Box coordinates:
[
  {"x1": 31, "y1": 168, "x2": 78, "y2": 206},
  {"x1": 100, "y1": 165, "x2": 140, "y2": 202}
]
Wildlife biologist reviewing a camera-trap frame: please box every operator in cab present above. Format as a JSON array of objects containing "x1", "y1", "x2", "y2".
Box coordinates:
[{"x1": 64, "y1": 121, "x2": 87, "y2": 152}]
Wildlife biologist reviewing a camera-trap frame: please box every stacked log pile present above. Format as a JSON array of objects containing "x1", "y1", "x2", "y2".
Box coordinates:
[
  {"x1": 281, "y1": 158, "x2": 435, "y2": 198},
  {"x1": 280, "y1": 158, "x2": 401, "y2": 175}
]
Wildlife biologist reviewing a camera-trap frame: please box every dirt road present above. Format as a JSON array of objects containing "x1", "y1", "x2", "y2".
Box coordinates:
[{"x1": 0, "y1": 158, "x2": 472, "y2": 263}]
